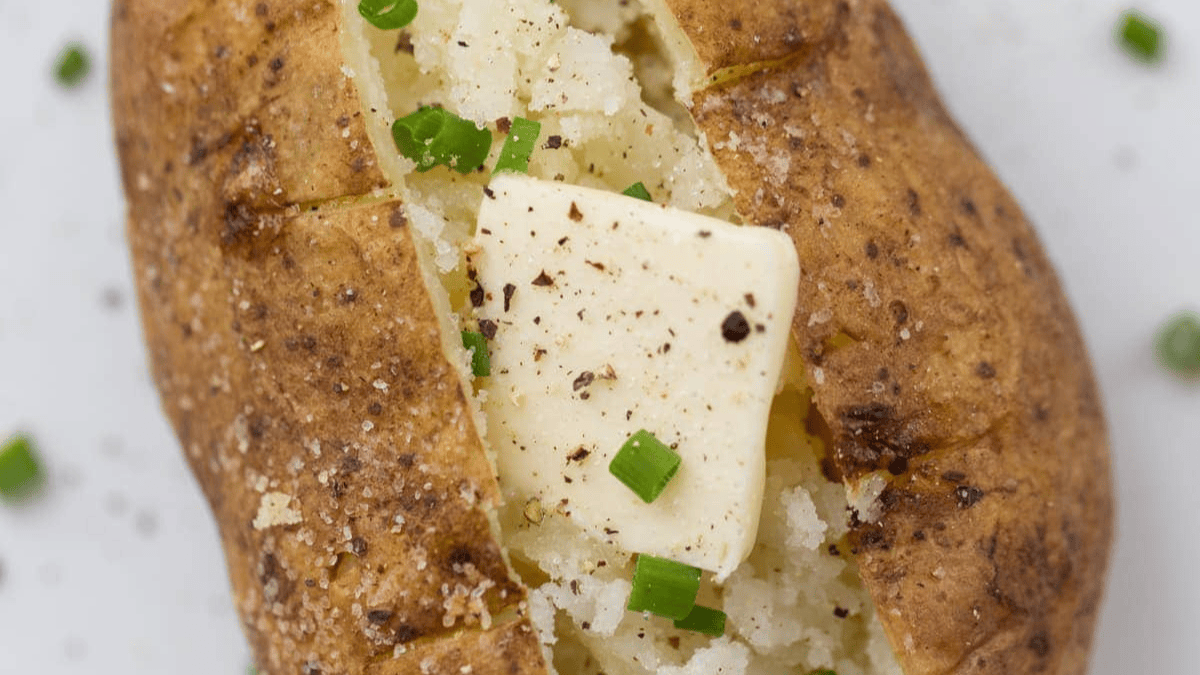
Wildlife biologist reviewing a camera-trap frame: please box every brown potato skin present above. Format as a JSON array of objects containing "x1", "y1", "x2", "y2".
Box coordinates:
[
  {"x1": 670, "y1": 1, "x2": 1113, "y2": 674},
  {"x1": 112, "y1": 1, "x2": 1111, "y2": 675},
  {"x1": 112, "y1": 2, "x2": 545, "y2": 674}
]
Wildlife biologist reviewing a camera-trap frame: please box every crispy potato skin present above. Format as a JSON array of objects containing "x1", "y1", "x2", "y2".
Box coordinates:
[
  {"x1": 111, "y1": 1, "x2": 544, "y2": 674},
  {"x1": 669, "y1": 1, "x2": 1113, "y2": 674},
  {"x1": 113, "y1": 1, "x2": 1111, "y2": 675}
]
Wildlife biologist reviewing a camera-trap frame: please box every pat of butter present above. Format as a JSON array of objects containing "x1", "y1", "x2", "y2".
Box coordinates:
[{"x1": 470, "y1": 175, "x2": 799, "y2": 578}]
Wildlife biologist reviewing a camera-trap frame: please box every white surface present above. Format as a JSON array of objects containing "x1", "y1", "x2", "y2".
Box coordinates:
[
  {"x1": 0, "y1": 1, "x2": 1194, "y2": 673},
  {"x1": 475, "y1": 176, "x2": 798, "y2": 577}
]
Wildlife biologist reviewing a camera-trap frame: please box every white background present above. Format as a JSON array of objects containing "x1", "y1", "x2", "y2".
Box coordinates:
[{"x1": 0, "y1": 1, "x2": 1195, "y2": 673}]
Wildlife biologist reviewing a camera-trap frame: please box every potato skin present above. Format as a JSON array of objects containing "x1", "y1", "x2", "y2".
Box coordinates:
[
  {"x1": 669, "y1": 1, "x2": 1113, "y2": 674},
  {"x1": 111, "y1": 2, "x2": 545, "y2": 674},
  {"x1": 112, "y1": 2, "x2": 1111, "y2": 675}
]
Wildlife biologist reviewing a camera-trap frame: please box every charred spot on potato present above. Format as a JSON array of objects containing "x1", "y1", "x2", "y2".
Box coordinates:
[
  {"x1": 836, "y1": 402, "x2": 930, "y2": 475},
  {"x1": 447, "y1": 546, "x2": 474, "y2": 569},
  {"x1": 975, "y1": 361, "x2": 997, "y2": 379},
  {"x1": 849, "y1": 524, "x2": 890, "y2": 552},
  {"x1": 889, "y1": 300, "x2": 908, "y2": 324},
  {"x1": 186, "y1": 137, "x2": 209, "y2": 166},
  {"x1": 249, "y1": 416, "x2": 270, "y2": 439},
  {"x1": 1028, "y1": 630, "x2": 1051, "y2": 658},
  {"x1": 389, "y1": 208, "x2": 407, "y2": 229},
  {"x1": 367, "y1": 609, "x2": 393, "y2": 625},
  {"x1": 221, "y1": 202, "x2": 258, "y2": 245},
  {"x1": 948, "y1": 229, "x2": 968, "y2": 248},
  {"x1": 955, "y1": 485, "x2": 985, "y2": 508},
  {"x1": 259, "y1": 552, "x2": 295, "y2": 603},
  {"x1": 329, "y1": 476, "x2": 348, "y2": 498},
  {"x1": 865, "y1": 241, "x2": 878, "y2": 259},
  {"x1": 941, "y1": 470, "x2": 967, "y2": 483},
  {"x1": 394, "y1": 624, "x2": 421, "y2": 643},
  {"x1": 906, "y1": 188, "x2": 921, "y2": 216}
]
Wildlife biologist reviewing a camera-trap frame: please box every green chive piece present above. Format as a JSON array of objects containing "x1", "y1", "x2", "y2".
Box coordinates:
[
  {"x1": 626, "y1": 555, "x2": 701, "y2": 620},
  {"x1": 0, "y1": 434, "x2": 43, "y2": 501},
  {"x1": 462, "y1": 330, "x2": 490, "y2": 377},
  {"x1": 54, "y1": 43, "x2": 90, "y2": 88},
  {"x1": 609, "y1": 429, "x2": 680, "y2": 503},
  {"x1": 1118, "y1": 10, "x2": 1163, "y2": 64},
  {"x1": 392, "y1": 107, "x2": 493, "y2": 174},
  {"x1": 358, "y1": 0, "x2": 418, "y2": 30},
  {"x1": 807, "y1": 671, "x2": 838, "y2": 675},
  {"x1": 494, "y1": 117, "x2": 542, "y2": 174},
  {"x1": 673, "y1": 604, "x2": 726, "y2": 636},
  {"x1": 622, "y1": 182, "x2": 653, "y2": 202},
  {"x1": 1155, "y1": 311, "x2": 1200, "y2": 375}
]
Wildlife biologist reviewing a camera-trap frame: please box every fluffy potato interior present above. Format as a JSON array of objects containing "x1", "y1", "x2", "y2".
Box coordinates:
[{"x1": 340, "y1": 1, "x2": 903, "y2": 673}]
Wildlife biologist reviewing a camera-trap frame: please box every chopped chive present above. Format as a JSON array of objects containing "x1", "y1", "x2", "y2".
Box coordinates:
[
  {"x1": 1155, "y1": 311, "x2": 1200, "y2": 375},
  {"x1": 609, "y1": 430, "x2": 680, "y2": 503},
  {"x1": 358, "y1": 0, "x2": 418, "y2": 30},
  {"x1": 1118, "y1": 10, "x2": 1163, "y2": 64},
  {"x1": 54, "y1": 42, "x2": 90, "y2": 88},
  {"x1": 627, "y1": 555, "x2": 701, "y2": 620},
  {"x1": 673, "y1": 604, "x2": 726, "y2": 636},
  {"x1": 461, "y1": 330, "x2": 490, "y2": 377},
  {"x1": 622, "y1": 182, "x2": 653, "y2": 202},
  {"x1": 807, "y1": 671, "x2": 838, "y2": 675},
  {"x1": 494, "y1": 117, "x2": 541, "y2": 174},
  {"x1": 0, "y1": 434, "x2": 43, "y2": 501},
  {"x1": 392, "y1": 107, "x2": 493, "y2": 174}
]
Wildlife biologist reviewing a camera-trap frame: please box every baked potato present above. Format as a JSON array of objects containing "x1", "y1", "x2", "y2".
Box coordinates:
[{"x1": 110, "y1": 1, "x2": 1113, "y2": 674}]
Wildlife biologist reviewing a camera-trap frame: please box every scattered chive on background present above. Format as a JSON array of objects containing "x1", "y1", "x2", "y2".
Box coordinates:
[
  {"x1": 461, "y1": 330, "x2": 491, "y2": 376},
  {"x1": 1118, "y1": 9, "x2": 1163, "y2": 63},
  {"x1": 392, "y1": 106, "x2": 493, "y2": 174},
  {"x1": 673, "y1": 604, "x2": 726, "y2": 637},
  {"x1": 1155, "y1": 311, "x2": 1200, "y2": 376},
  {"x1": 358, "y1": 0, "x2": 418, "y2": 30},
  {"x1": 53, "y1": 42, "x2": 90, "y2": 88},
  {"x1": 626, "y1": 554, "x2": 701, "y2": 620},
  {"x1": 0, "y1": 433, "x2": 43, "y2": 501},
  {"x1": 494, "y1": 116, "x2": 541, "y2": 174},
  {"x1": 622, "y1": 182, "x2": 653, "y2": 202},
  {"x1": 608, "y1": 429, "x2": 680, "y2": 503}
]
